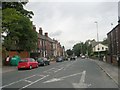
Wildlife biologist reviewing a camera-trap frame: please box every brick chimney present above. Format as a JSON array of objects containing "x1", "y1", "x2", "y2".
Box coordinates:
[
  {"x1": 39, "y1": 27, "x2": 43, "y2": 35},
  {"x1": 45, "y1": 32, "x2": 48, "y2": 37}
]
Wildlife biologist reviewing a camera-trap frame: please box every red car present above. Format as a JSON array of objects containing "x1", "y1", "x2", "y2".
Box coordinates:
[{"x1": 17, "y1": 58, "x2": 38, "y2": 70}]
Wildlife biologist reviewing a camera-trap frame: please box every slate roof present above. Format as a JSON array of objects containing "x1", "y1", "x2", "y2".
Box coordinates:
[
  {"x1": 91, "y1": 42, "x2": 108, "y2": 48},
  {"x1": 38, "y1": 33, "x2": 54, "y2": 43}
]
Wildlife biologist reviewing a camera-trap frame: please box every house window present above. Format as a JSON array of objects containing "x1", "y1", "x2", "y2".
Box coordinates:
[
  {"x1": 102, "y1": 47, "x2": 104, "y2": 50},
  {"x1": 97, "y1": 48, "x2": 100, "y2": 50}
]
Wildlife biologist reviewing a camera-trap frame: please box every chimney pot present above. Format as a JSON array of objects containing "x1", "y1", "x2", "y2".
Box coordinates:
[
  {"x1": 39, "y1": 27, "x2": 43, "y2": 35},
  {"x1": 45, "y1": 32, "x2": 48, "y2": 37}
]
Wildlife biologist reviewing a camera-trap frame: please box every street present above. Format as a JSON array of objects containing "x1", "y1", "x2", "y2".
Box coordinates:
[{"x1": 2, "y1": 58, "x2": 118, "y2": 89}]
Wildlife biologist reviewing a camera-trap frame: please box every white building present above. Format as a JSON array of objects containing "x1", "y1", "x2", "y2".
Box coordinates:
[{"x1": 92, "y1": 43, "x2": 108, "y2": 52}]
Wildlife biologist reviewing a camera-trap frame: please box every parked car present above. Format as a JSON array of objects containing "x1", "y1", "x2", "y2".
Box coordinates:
[
  {"x1": 17, "y1": 58, "x2": 38, "y2": 70},
  {"x1": 43, "y1": 57, "x2": 50, "y2": 65},
  {"x1": 36, "y1": 58, "x2": 45, "y2": 66},
  {"x1": 56, "y1": 56, "x2": 63, "y2": 62}
]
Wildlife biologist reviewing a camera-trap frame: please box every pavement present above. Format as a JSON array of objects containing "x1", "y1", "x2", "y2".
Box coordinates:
[{"x1": 91, "y1": 59, "x2": 119, "y2": 85}]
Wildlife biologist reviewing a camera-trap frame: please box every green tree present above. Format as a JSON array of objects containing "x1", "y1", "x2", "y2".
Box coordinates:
[
  {"x1": 72, "y1": 43, "x2": 81, "y2": 56},
  {"x1": 66, "y1": 49, "x2": 73, "y2": 56},
  {"x1": 84, "y1": 40, "x2": 93, "y2": 56},
  {"x1": 2, "y1": 1, "x2": 34, "y2": 18},
  {"x1": 2, "y1": 7, "x2": 37, "y2": 51},
  {"x1": 72, "y1": 40, "x2": 93, "y2": 57},
  {"x1": 101, "y1": 38, "x2": 108, "y2": 45}
]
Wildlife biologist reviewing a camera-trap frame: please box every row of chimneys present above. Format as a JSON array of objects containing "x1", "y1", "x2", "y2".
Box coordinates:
[
  {"x1": 39, "y1": 27, "x2": 48, "y2": 37},
  {"x1": 33, "y1": 26, "x2": 48, "y2": 37}
]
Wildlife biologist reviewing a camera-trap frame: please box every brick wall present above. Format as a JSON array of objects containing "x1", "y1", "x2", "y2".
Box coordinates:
[
  {"x1": 3, "y1": 51, "x2": 29, "y2": 59},
  {"x1": 112, "y1": 55, "x2": 118, "y2": 65}
]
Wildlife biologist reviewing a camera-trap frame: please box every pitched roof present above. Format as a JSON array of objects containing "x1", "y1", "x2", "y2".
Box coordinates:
[
  {"x1": 92, "y1": 42, "x2": 108, "y2": 48},
  {"x1": 37, "y1": 33, "x2": 54, "y2": 43},
  {"x1": 91, "y1": 42, "x2": 99, "y2": 47}
]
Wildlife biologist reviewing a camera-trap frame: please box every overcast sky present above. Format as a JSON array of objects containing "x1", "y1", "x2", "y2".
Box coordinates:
[{"x1": 24, "y1": 0, "x2": 119, "y2": 50}]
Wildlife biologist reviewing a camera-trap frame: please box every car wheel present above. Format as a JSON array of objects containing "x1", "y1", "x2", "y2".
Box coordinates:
[
  {"x1": 29, "y1": 65, "x2": 32, "y2": 70},
  {"x1": 18, "y1": 68, "x2": 20, "y2": 70}
]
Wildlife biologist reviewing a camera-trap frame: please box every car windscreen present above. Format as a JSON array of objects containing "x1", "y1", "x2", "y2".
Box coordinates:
[
  {"x1": 19, "y1": 60, "x2": 28, "y2": 63},
  {"x1": 37, "y1": 58, "x2": 43, "y2": 62}
]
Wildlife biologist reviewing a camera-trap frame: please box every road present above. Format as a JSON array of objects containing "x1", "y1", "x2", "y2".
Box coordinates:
[{"x1": 1, "y1": 58, "x2": 118, "y2": 89}]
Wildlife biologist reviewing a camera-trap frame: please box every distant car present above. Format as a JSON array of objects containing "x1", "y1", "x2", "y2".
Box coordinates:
[
  {"x1": 17, "y1": 58, "x2": 38, "y2": 70},
  {"x1": 81, "y1": 55, "x2": 85, "y2": 59},
  {"x1": 70, "y1": 56, "x2": 76, "y2": 60},
  {"x1": 56, "y1": 57, "x2": 63, "y2": 62},
  {"x1": 65, "y1": 57, "x2": 68, "y2": 61},
  {"x1": 75, "y1": 56, "x2": 77, "y2": 59}
]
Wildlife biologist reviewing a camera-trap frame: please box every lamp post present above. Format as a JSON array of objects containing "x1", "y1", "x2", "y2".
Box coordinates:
[{"x1": 94, "y1": 21, "x2": 100, "y2": 60}]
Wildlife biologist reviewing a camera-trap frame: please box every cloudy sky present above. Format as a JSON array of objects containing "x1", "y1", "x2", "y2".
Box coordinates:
[{"x1": 24, "y1": 0, "x2": 119, "y2": 50}]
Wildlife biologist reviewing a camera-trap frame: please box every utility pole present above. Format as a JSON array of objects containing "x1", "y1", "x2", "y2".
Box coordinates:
[{"x1": 95, "y1": 21, "x2": 100, "y2": 60}]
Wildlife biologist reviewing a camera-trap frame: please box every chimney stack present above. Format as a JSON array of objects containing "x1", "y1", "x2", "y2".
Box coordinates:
[
  {"x1": 45, "y1": 32, "x2": 48, "y2": 37},
  {"x1": 39, "y1": 27, "x2": 43, "y2": 35}
]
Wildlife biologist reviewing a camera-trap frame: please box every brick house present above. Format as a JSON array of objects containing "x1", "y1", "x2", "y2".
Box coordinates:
[
  {"x1": 107, "y1": 24, "x2": 120, "y2": 65},
  {"x1": 53, "y1": 39, "x2": 58, "y2": 57},
  {"x1": 37, "y1": 27, "x2": 65, "y2": 58},
  {"x1": 37, "y1": 27, "x2": 54, "y2": 58}
]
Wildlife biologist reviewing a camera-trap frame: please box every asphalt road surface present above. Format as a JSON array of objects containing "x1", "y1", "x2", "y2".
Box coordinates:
[{"x1": 1, "y1": 58, "x2": 118, "y2": 89}]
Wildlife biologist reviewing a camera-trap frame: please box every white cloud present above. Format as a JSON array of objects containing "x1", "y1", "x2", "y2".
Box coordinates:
[
  {"x1": 49, "y1": 30, "x2": 63, "y2": 36},
  {"x1": 25, "y1": 1, "x2": 118, "y2": 50}
]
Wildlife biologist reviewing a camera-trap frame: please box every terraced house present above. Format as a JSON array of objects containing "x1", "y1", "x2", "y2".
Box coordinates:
[{"x1": 36, "y1": 27, "x2": 65, "y2": 58}]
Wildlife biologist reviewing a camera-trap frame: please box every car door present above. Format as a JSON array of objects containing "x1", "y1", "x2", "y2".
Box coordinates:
[
  {"x1": 29, "y1": 58, "x2": 34, "y2": 67},
  {"x1": 32, "y1": 58, "x2": 38, "y2": 67},
  {"x1": 32, "y1": 58, "x2": 37, "y2": 67}
]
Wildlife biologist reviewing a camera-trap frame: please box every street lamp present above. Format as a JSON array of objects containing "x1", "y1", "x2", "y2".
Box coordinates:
[{"x1": 94, "y1": 21, "x2": 100, "y2": 60}]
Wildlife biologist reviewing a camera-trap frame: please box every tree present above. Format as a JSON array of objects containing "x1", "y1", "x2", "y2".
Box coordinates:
[
  {"x1": 72, "y1": 40, "x2": 93, "y2": 57},
  {"x1": 66, "y1": 49, "x2": 73, "y2": 56},
  {"x1": 2, "y1": 1, "x2": 34, "y2": 18},
  {"x1": 84, "y1": 40, "x2": 93, "y2": 56},
  {"x1": 72, "y1": 43, "x2": 81, "y2": 56},
  {"x1": 2, "y1": 3, "x2": 37, "y2": 51},
  {"x1": 101, "y1": 38, "x2": 108, "y2": 45}
]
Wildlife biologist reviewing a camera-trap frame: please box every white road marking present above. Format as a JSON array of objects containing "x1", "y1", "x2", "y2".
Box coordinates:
[
  {"x1": 63, "y1": 63, "x2": 74, "y2": 70},
  {"x1": 1, "y1": 60, "x2": 78, "y2": 89},
  {"x1": 1, "y1": 75, "x2": 36, "y2": 88},
  {"x1": 24, "y1": 80, "x2": 32, "y2": 83},
  {"x1": 19, "y1": 75, "x2": 49, "y2": 90},
  {"x1": 72, "y1": 71, "x2": 91, "y2": 88},
  {"x1": 36, "y1": 74, "x2": 46, "y2": 77},
  {"x1": 43, "y1": 78, "x2": 62, "y2": 83},
  {"x1": 54, "y1": 67, "x2": 64, "y2": 73},
  {"x1": 43, "y1": 72, "x2": 83, "y2": 83},
  {"x1": 43, "y1": 68, "x2": 55, "y2": 73}
]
